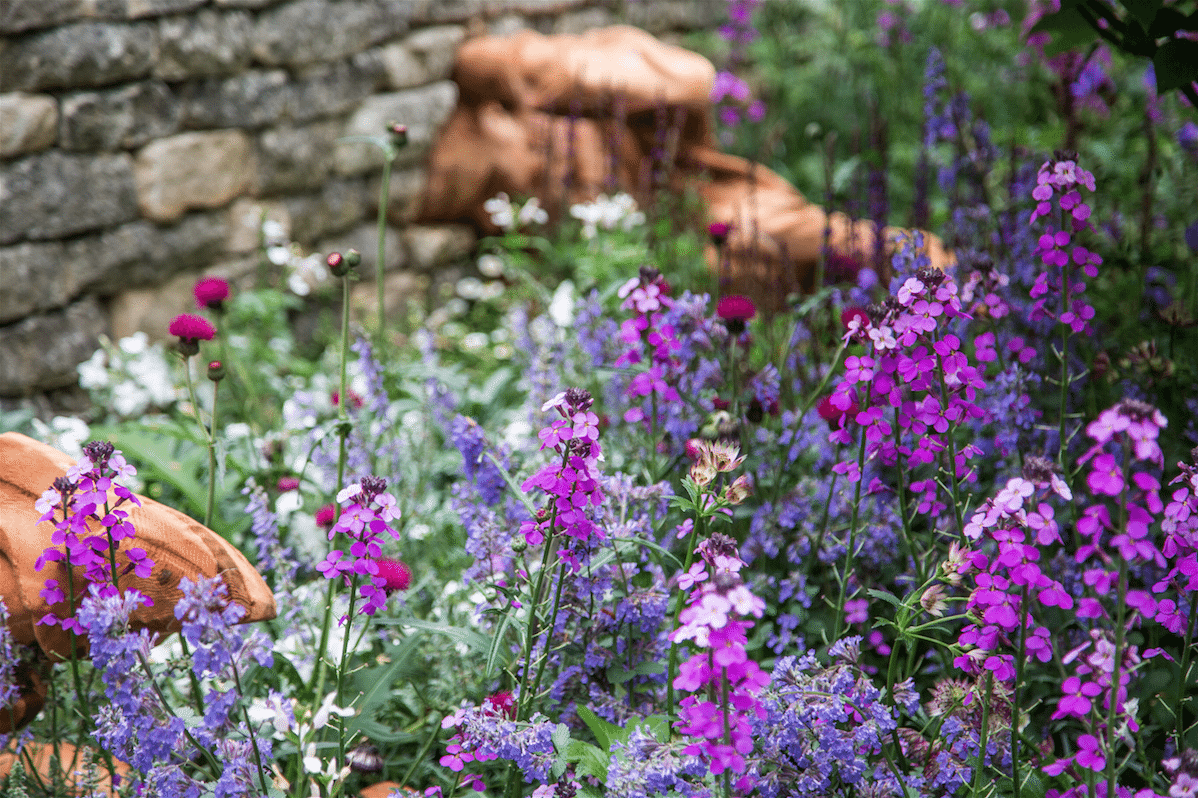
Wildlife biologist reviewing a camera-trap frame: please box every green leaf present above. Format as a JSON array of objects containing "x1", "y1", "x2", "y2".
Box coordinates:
[
  {"x1": 1153, "y1": 38, "x2": 1198, "y2": 92},
  {"x1": 1029, "y1": 7, "x2": 1097, "y2": 56},
  {"x1": 1123, "y1": 0, "x2": 1163, "y2": 27},
  {"x1": 564, "y1": 740, "x2": 610, "y2": 781},
  {"x1": 576, "y1": 705, "x2": 624, "y2": 752},
  {"x1": 374, "y1": 617, "x2": 492, "y2": 655},
  {"x1": 866, "y1": 588, "x2": 903, "y2": 609}
]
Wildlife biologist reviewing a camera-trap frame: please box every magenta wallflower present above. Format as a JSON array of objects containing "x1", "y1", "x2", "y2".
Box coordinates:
[{"x1": 193, "y1": 277, "x2": 230, "y2": 311}]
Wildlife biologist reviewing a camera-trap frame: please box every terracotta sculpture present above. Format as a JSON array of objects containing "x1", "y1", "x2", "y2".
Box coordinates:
[
  {"x1": 418, "y1": 25, "x2": 952, "y2": 307},
  {"x1": 0, "y1": 431, "x2": 277, "y2": 738}
]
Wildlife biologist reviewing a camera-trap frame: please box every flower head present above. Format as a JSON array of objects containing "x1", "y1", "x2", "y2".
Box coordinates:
[
  {"x1": 375, "y1": 557, "x2": 411, "y2": 592},
  {"x1": 169, "y1": 313, "x2": 216, "y2": 356},
  {"x1": 193, "y1": 277, "x2": 230, "y2": 311}
]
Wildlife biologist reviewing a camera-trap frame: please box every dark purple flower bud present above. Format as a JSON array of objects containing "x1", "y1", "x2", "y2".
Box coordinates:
[
  {"x1": 359, "y1": 475, "x2": 387, "y2": 503},
  {"x1": 564, "y1": 387, "x2": 593, "y2": 413},
  {"x1": 1021, "y1": 455, "x2": 1058, "y2": 484},
  {"x1": 82, "y1": 440, "x2": 115, "y2": 468}
]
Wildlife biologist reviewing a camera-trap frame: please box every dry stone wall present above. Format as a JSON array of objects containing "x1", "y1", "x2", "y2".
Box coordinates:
[{"x1": 0, "y1": 0, "x2": 718, "y2": 402}]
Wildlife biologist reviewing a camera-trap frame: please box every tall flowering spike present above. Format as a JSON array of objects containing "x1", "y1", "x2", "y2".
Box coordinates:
[
  {"x1": 168, "y1": 313, "x2": 216, "y2": 357},
  {"x1": 317, "y1": 476, "x2": 403, "y2": 619},
  {"x1": 35, "y1": 441, "x2": 148, "y2": 633},
  {"x1": 521, "y1": 387, "x2": 605, "y2": 558},
  {"x1": 1028, "y1": 155, "x2": 1101, "y2": 334},
  {"x1": 671, "y1": 538, "x2": 769, "y2": 781},
  {"x1": 193, "y1": 277, "x2": 230, "y2": 311}
]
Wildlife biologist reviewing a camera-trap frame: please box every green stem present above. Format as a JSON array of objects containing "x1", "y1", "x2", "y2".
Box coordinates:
[
  {"x1": 205, "y1": 379, "x2": 220, "y2": 529},
  {"x1": 1104, "y1": 446, "x2": 1133, "y2": 798},
  {"x1": 1174, "y1": 600, "x2": 1197, "y2": 749},
  {"x1": 970, "y1": 673, "x2": 994, "y2": 798},
  {"x1": 377, "y1": 156, "x2": 393, "y2": 340},
  {"x1": 312, "y1": 271, "x2": 353, "y2": 720},
  {"x1": 336, "y1": 577, "x2": 361, "y2": 771},
  {"x1": 1011, "y1": 584, "x2": 1029, "y2": 798},
  {"x1": 667, "y1": 514, "x2": 704, "y2": 723},
  {"x1": 831, "y1": 424, "x2": 868, "y2": 643}
]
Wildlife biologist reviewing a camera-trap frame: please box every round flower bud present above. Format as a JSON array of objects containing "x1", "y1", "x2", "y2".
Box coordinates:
[
  {"x1": 388, "y1": 122, "x2": 409, "y2": 147},
  {"x1": 327, "y1": 251, "x2": 348, "y2": 276},
  {"x1": 344, "y1": 248, "x2": 362, "y2": 269},
  {"x1": 511, "y1": 536, "x2": 527, "y2": 553},
  {"x1": 207, "y1": 360, "x2": 225, "y2": 382}
]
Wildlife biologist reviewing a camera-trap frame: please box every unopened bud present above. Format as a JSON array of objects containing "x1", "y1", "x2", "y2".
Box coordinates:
[
  {"x1": 388, "y1": 122, "x2": 409, "y2": 147},
  {"x1": 344, "y1": 248, "x2": 361, "y2": 269},
  {"x1": 207, "y1": 360, "x2": 226, "y2": 382},
  {"x1": 724, "y1": 474, "x2": 753, "y2": 505},
  {"x1": 511, "y1": 537, "x2": 527, "y2": 553},
  {"x1": 327, "y1": 251, "x2": 348, "y2": 276}
]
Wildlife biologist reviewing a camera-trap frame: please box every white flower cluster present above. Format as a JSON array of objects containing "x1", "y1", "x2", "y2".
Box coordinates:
[
  {"x1": 484, "y1": 192, "x2": 548, "y2": 231},
  {"x1": 77, "y1": 331, "x2": 182, "y2": 418},
  {"x1": 569, "y1": 192, "x2": 645, "y2": 239}
]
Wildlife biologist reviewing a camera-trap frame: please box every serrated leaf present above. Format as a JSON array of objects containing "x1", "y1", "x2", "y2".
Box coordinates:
[
  {"x1": 1153, "y1": 39, "x2": 1198, "y2": 92},
  {"x1": 565, "y1": 740, "x2": 610, "y2": 781}
]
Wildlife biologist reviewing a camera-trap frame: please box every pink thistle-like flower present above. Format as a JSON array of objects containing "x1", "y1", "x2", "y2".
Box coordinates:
[
  {"x1": 193, "y1": 277, "x2": 230, "y2": 310},
  {"x1": 315, "y1": 504, "x2": 336, "y2": 527},
  {"x1": 169, "y1": 313, "x2": 216, "y2": 343},
  {"x1": 716, "y1": 295, "x2": 756, "y2": 322},
  {"x1": 277, "y1": 476, "x2": 300, "y2": 493},
  {"x1": 708, "y1": 221, "x2": 732, "y2": 245},
  {"x1": 375, "y1": 557, "x2": 411, "y2": 592}
]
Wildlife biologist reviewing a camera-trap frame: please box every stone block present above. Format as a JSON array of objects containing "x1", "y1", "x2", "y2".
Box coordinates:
[
  {"x1": 0, "y1": 297, "x2": 108, "y2": 395},
  {"x1": 409, "y1": 0, "x2": 486, "y2": 24},
  {"x1": 125, "y1": 0, "x2": 207, "y2": 18},
  {"x1": 0, "y1": 0, "x2": 91, "y2": 35},
  {"x1": 553, "y1": 7, "x2": 614, "y2": 34},
  {"x1": 373, "y1": 166, "x2": 427, "y2": 225},
  {"x1": 0, "y1": 240, "x2": 70, "y2": 323},
  {"x1": 134, "y1": 130, "x2": 254, "y2": 222},
  {"x1": 225, "y1": 197, "x2": 291, "y2": 254},
  {"x1": 284, "y1": 178, "x2": 371, "y2": 245},
  {"x1": 316, "y1": 222, "x2": 404, "y2": 274},
  {"x1": 350, "y1": 268, "x2": 428, "y2": 326},
  {"x1": 624, "y1": 0, "x2": 724, "y2": 32},
  {"x1": 0, "y1": 93, "x2": 58, "y2": 157},
  {"x1": 213, "y1": 0, "x2": 286, "y2": 7},
  {"x1": 402, "y1": 223, "x2": 475, "y2": 272},
  {"x1": 291, "y1": 53, "x2": 385, "y2": 122},
  {"x1": 379, "y1": 23, "x2": 465, "y2": 89},
  {"x1": 334, "y1": 81, "x2": 457, "y2": 174},
  {"x1": 255, "y1": 120, "x2": 340, "y2": 195},
  {"x1": 107, "y1": 270, "x2": 206, "y2": 343},
  {"x1": 178, "y1": 70, "x2": 292, "y2": 129},
  {"x1": 0, "y1": 21, "x2": 158, "y2": 92},
  {"x1": 252, "y1": 0, "x2": 410, "y2": 69},
  {"x1": 155, "y1": 8, "x2": 254, "y2": 80},
  {"x1": 0, "y1": 151, "x2": 138, "y2": 244},
  {"x1": 86, "y1": 211, "x2": 228, "y2": 294},
  {"x1": 59, "y1": 80, "x2": 178, "y2": 152}
]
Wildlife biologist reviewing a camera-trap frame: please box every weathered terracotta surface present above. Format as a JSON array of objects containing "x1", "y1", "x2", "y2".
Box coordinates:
[
  {"x1": 360, "y1": 782, "x2": 417, "y2": 798},
  {"x1": 0, "y1": 740, "x2": 129, "y2": 793},
  {"x1": 420, "y1": 26, "x2": 951, "y2": 305},
  {"x1": 0, "y1": 431, "x2": 276, "y2": 732}
]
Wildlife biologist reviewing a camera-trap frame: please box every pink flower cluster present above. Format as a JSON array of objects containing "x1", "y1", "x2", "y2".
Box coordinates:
[
  {"x1": 315, "y1": 476, "x2": 403, "y2": 619},
  {"x1": 1029, "y1": 157, "x2": 1102, "y2": 334},
  {"x1": 519, "y1": 389, "x2": 605, "y2": 566},
  {"x1": 35, "y1": 441, "x2": 152, "y2": 632},
  {"x1": 671, "y1": 534, "x2": 770, "y2": 783},
  {"x1": 616, "y1": 267, "x2": 682, "y2": 425},
  {"x1": 954, "y1": 456, "x2": 1075, "y2": 682},
  {"x1": 830, "y1": 260, "x2": 986, "y2": 513}
]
